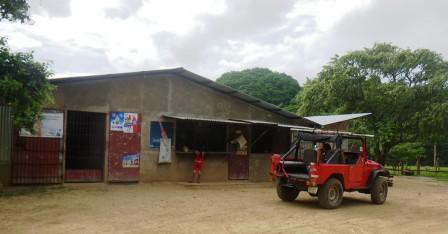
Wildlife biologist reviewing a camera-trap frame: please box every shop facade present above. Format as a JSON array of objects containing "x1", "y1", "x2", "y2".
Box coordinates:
[{"x1": 10, "y1": 68, "x2": 317, "y2": 184}]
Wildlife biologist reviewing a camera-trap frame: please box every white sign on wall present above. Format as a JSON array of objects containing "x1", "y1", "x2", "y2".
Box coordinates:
[{"x1": 20, "y1": 112, "x2": 64, "y2": 138}]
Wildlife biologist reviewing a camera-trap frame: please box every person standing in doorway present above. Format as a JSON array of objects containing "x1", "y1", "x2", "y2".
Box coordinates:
[{"x1": 191, "y1": 150, "x2": 205, "y2": 183}]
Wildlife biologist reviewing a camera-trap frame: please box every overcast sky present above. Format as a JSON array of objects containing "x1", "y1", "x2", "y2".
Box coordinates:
[{"x1": 1, "y1": 0, "x2": 447, "y2": 84}]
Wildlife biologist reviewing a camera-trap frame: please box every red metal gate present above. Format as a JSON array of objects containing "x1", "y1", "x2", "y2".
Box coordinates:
[
  {"x1": 108, "y1": 112, "x2": 141, "y2": 182},
  {"x1": 228, "y1": 125, "x2": 250, "y2": 180},
  {"x1": 11, "y1": 136, "x2": 63, "y2": 184}
]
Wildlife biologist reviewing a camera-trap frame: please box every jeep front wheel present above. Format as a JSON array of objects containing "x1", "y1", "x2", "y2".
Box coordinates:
[
  {"x1": 276, "y1": 183, "x2": 299, "y2": 202},
  {"x1": 371, "y1": 176, "x2": 388, "y2": 204},
  {"x1": 318, "y1": 178, "x2": 343, "y2": 209}
]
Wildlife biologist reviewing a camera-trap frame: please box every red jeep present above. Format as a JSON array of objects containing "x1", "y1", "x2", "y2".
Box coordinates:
[{"x1": 275, "y1": 131, "x2": 393, "y2": 209}]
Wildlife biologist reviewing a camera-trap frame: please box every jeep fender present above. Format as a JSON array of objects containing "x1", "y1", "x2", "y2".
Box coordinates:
[{"x1": 366, "y1": 170, "x2": 390, "y2": 189}]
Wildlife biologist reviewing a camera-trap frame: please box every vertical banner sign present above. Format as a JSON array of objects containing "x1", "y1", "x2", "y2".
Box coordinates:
[
  {"x1": 158, "y1": 121, "x2": 172, "y2": 164},
  {"x1": 158, "y1": 138, "x2": 172, "y2": 164}
]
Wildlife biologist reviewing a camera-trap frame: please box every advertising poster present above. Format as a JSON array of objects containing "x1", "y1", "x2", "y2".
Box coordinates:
[
  {"x1": 20, "y1": 112, "x2": 63, "y2": 138},
  {"x1": 122, "y1": 153, "x2": 140, "y2": 168},
  {"x1": 110, "y1": 112, "x2": 124, "y2": 131},
  {"x1": 149, "y1": 121, "x2": 173, "y2": 148},
  {"x1": 123, "y1": 113, "x2": 139, "y2": 133}
]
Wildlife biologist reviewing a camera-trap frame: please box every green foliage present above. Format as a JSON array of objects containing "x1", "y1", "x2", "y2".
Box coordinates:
[
  {"x1": 389, "y1": 142, "x2": 425, "y2": 162},
  {"x1": 0, "y1": 1, "x2": 54, "y2": 129},
  {"x1": 296, "y1": 43, "x2": 448, "y2": 163},
  {"x1": 0, "y1": 39, "x2": 54, "y2": 129},
  {"x1": 0, "y1": 0, "x2": 29, "y2": 22},
  {"x1": 217, "y1": 68, "x2": 300, "y2": 107}
]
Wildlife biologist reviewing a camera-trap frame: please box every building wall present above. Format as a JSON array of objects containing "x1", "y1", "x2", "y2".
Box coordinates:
[{"x1": 49, "y1": 74, "x2": 294, "y2": 182}]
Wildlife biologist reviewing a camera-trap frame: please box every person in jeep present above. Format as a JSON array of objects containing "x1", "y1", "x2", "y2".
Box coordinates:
[{"x1": 317, "y1": 142, "x2": 332, "y2": 163}]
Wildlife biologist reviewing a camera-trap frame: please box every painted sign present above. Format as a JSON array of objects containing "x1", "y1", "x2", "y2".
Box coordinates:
[
  {"x1": 123, "y1": 113, "x2": 139, "y2": 133},
  {"x1": 149, "y1": 121, "x2": 173, "y2": 148},
  {"x1": 122, "y1": 153, "x2": 139, "y2": 168},
  {"x1": 20, "y1": 112, "x2": 64, "y2": 138},
  {"x1": 110, "y1": 112, "x2": 124, "y2": 131}
]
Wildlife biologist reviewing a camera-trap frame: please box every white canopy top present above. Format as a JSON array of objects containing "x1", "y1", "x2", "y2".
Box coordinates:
[{"x1": 304, "y1": 113, "x2": 371, "y2": 126}]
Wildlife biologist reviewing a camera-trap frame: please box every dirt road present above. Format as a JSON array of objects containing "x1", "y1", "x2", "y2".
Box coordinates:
[{"x1": 1, "y1": 177, "x2": 448, "y2": 234}]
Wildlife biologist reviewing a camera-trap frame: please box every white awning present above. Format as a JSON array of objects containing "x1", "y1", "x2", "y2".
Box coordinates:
[{"x1": 304, "y1": 113, "x2": 371, "y2": 126}]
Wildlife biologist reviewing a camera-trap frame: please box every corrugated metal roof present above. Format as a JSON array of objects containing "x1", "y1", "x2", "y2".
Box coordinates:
[
  {"x1": 230, "y1": 119, "x2": 314, "y2": 129},
  {"x1": 163, "y1": 114, "x2": 247, "y2": 124},
  {"x1": 50, "y1": 67, "x2": 319, "y2": 127},
  {"x1": 229, "y1": 119, "x2": 278, "y2": 125},
  {"x1": 304, "y1": 113, "x2": 371, "y2": 126},
  {"x1": 290, "y1": 128, "x2": 374, "y2": 137}
]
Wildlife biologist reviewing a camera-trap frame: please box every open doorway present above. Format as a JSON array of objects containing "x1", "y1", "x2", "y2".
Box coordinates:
[{"x1": 65, "y1": 111, "x2": 106, "y2": 182}]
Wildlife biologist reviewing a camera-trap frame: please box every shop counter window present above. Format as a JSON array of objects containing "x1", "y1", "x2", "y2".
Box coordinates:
[{"x1": 175, "y1": 121, "x2": 227, "y2": 153}]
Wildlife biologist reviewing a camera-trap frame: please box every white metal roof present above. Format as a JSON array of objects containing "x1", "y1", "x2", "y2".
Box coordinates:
[
  {"x1": 304, "y1": 113, "x2": 371, "y2": 126},
  {"x1": 290, "y1": 128, "x2": 374, "y2": 137}
]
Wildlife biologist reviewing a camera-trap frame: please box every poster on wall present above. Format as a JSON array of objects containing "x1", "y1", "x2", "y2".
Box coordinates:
[
  {"x1": 122, "y1": 153, "x2": 140, "y2": 168},
  {"x1": 20, "y1": 112, "x2": 63, "y2": 138},
  {"x1": 110, "y1": 112, "x2": 139, "y2": 133},
  {"x1": 149, "y1": 121, "x2": 173, "y2": 148},
  {"x1": 110, "y1": 112, "x2": 124, "y2": 131},
  {"x1": 123, "y1": 113, "x2": 139, "y2": 133}
]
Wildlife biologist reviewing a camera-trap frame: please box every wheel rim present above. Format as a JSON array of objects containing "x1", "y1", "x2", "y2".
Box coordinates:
[
  {"x1": 379, "y1": 182, "x2": 387, "y2": 200},
  {"x1": 328, "y1": 184, "x2": 340, "y2": 203}
]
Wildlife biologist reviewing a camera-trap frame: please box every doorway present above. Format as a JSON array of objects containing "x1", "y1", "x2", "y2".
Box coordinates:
[
  {"x1": 65, "y1": 111, "x2": 106, "y2": 182},
  {"x1": 228, "y1": 125, "x2": 250, "y2": 180}
]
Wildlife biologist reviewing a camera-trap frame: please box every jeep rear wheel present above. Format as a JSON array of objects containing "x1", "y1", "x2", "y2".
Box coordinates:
[
  {"x1": 371, "y1": 176, "x2": 388, "y2": 204},
  {"x1": 318, "y1": 178, "x2": 343, "y2": 209},
  {"x1": 276, "y1": 182, "x2": 299, "y2": 202}
]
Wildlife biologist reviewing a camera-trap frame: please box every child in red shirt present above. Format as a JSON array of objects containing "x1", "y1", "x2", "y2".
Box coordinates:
[{"x1": 191, "y1": 150, "x2": 204, "y2": 183}]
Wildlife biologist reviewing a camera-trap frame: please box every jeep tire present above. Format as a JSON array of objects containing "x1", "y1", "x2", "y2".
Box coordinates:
[
  {"x1": 371, "y1": 176, "x2": 388, "y2": 204},
  {"x1": 318, "y1": 178, "x2": 344, "y2": 209},
  {"x1": 276, "y1": 182, "x2": 299, "y2": 202}
]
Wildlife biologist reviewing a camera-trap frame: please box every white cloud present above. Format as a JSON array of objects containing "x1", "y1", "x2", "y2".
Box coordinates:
[
  {"x1": 1, "y1": 0, "x2": 447, "y2": 84},
  {"x1": 7, "y1": 32, "x2": 42, "y2": 49}
]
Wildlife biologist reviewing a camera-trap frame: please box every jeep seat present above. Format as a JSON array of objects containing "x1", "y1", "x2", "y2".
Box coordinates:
[{"x1": 303, "y1": 149, "x2": 317, "y2": 164}]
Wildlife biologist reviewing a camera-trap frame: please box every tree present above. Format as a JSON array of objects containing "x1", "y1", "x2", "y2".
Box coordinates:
[
  {"x1": 296, "y1": 43, "x2": 448, "y2": 164},
  {"x1": 389, "y1": 142, "x2": 425, "y2": 175},
  {"x1": 0, "y1": 0, "x2": 29, "y2": 22},
  {"x1": 0, "y1": 1, "x2": 54, "y2": 128},
  {"x1": 217, "y1": 68, "x2": 300, "y2": 108}
]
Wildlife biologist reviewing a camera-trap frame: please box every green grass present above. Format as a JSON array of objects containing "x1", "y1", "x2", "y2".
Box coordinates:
[
  {"x1": 0, "y1": 185, "x2": 70, "y2": 198},
  {"x1": 385, "y1": 166, "x2": 448, "y2": 181}
]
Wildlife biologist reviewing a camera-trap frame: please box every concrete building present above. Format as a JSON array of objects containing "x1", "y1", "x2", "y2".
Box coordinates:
[{"x1": 8, "y1": 68, "x2": 318, "y2": 184}]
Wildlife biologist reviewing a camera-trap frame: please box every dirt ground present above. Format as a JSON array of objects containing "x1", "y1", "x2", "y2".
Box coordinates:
[{"x1": 1, "y1": 177, "x2": 448, "y2": 234}]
